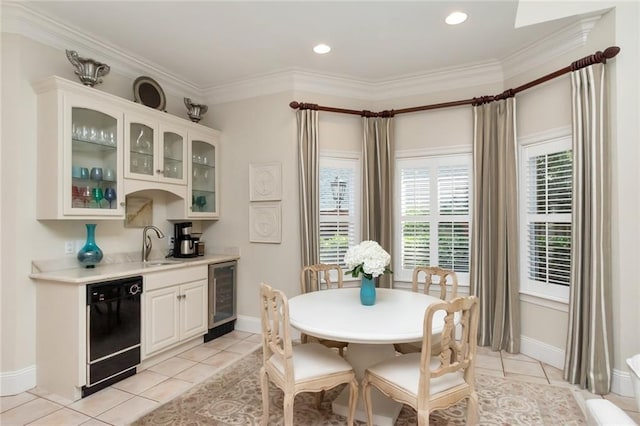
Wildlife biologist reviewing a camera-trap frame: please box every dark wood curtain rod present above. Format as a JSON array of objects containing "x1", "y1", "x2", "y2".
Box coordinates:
[{"x1": 289, "y1": 46, "x2": 620, "y2": 117}]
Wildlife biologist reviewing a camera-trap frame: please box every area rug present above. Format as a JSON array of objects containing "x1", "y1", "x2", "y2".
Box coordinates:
[{"x1": 133, "y1": 349, "x2": 586, "y2": 425}]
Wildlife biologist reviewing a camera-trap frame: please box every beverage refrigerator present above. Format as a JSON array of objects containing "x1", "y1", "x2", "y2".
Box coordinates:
[{"x1": 204, "y1": 260, "x2": 237, "y2": 341}]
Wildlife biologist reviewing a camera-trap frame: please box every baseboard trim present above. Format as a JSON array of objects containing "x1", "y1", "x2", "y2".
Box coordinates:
[
  {"x1": 520, "y1": 335, "x2": 633, "y2": 397},
  {"x1": 520, "y1": 335, "x2": 566, "y2": 369},
  {"x1": 0, "y1": 365, "x2": 36, "y2": 396},
  {"x1": 235, "y1": 314, "x2": 300, "y2": 340},
  {"x1": 611, "y1": 368, "x2": 634, "y2": 398}
]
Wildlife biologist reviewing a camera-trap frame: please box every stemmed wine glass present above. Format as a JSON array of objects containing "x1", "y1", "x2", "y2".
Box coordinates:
[
  {"x1": 104, "y1": 187, "x2": 117, "y2": 209},
  {"x1": 92, "y1": 187, "x2": 104, "y2": 208}
]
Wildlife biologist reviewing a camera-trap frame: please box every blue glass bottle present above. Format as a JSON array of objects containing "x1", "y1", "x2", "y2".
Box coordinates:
[
  {"x1": 77, "y1": 223, "x2": 103, "y2": 268},
  {"x1": 360, "y1": 276, "x2": 376, "y2": 306}
]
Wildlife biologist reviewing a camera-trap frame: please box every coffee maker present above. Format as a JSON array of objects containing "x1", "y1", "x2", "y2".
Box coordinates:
[{"x1": 173, "y1": 222, "x2": 198, "y2": 258}]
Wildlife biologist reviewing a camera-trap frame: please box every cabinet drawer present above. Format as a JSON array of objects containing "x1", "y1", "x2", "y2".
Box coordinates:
[{"x1": 145, "y1": 265, "x2": 207, "y2": 291}]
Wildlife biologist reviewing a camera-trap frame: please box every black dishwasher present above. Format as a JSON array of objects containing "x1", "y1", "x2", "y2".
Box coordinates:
[{"x1": 83, "y1": 276, "x2": 142, "y2": 397}]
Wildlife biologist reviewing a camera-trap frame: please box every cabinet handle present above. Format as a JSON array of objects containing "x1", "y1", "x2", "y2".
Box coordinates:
[
  {"x1": 156, "y1": 169, "x2": 163, "y2": 173},
  {"x1": 120, "y1": 202, "x2": 125, "y2": 207}
]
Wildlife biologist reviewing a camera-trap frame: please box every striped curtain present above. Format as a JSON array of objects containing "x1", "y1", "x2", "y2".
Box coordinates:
[
  {"x1": 362, "y1": 116, "x2": 394, "y2": 288},
  {"x1": 297, "y1": 110, "x2": 320, "y2": 267},
  {"x1": 470, "y1": 98, "x2": 520, "y2": 353},
  {"x1": 563, "y1": 63, "x2": 612, "y2": 394}
]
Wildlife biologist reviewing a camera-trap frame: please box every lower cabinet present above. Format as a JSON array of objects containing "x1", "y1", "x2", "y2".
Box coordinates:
[{"x1": 143, "y1": 266, "x2": 208, "y2": 358}]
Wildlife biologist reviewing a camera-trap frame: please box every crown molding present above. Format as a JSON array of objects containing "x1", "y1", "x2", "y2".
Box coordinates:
[
  {"x1": 1, "y1": 2, "x2": 201, "y2": 99},
  {"x1": 2, "y1": 2, "x2": 601, "y2": 106},
  {"x1": 501, "y1": 14, "x2": 603, "y2": 81},
  {"x1": 204, "y1": 61, "x2": 504, "y2": 105}
]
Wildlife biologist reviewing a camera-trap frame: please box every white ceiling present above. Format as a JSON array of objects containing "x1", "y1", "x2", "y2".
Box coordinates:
[{"x1": 18, "y1": 1, "x2": 588, "y2": 92}]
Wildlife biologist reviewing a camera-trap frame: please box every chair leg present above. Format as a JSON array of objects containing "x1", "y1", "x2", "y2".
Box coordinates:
[
  {"x1": 259, "y1": 367, "x2": 269, "y2": 426},
  {"x1": 314, "y1": 390, "x2": 325, "y2": 409},
  {"x1": 362, "y1": 376, "x2": 374, "y2": 426},
  {"x1": 466, "y1": 391, "x2": 479, "y2": 425},
  {"x1": 283, "y1": 393, "x2": 294, "y2": 426},
  {"x1": 346, "y1": 377, "x2": 359, "y2": 426},
  {"x1": 417, "y1": 409, "x2": 430, "y2": 425}
]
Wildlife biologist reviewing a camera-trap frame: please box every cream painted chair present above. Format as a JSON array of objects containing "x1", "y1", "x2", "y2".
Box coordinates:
[
  {"x1": 395, "y1": 266, "x2": 459, "y2": 355},
  {"x1": 363, "y1": 296, "x2": 480, "y2": 426},
  {"x1": 259, "y1": 283, "x2": 358, "y2": 426},
  {"x1": 300, "y1": 263, "x2": 349, "y2": 356}
]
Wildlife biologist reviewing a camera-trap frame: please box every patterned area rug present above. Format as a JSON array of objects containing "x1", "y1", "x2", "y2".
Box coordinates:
[{"x1": 133, "y1": 349, "x2": 586, "y2": 425}]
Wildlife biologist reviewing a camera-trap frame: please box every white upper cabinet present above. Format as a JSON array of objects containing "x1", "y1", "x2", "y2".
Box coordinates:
[
  {"x1": 34, "y1": 78, "x2": 125, "y2": 219},
  {"x1": 124, "y1": 113, "x2": 188, "y2": 186},
  {"x1": 33, "y1": 76, "x2": 221, "y2": 220},
  {"x1": 168, "y1": 128, "x2": 220, "y2": 220}
]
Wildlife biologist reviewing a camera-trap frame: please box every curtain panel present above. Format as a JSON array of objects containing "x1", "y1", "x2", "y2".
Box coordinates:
[
  {"x1": 470, "y1": 98, "x2": 520, "y2": 353},
  {"x1": 563, "y1": 64, "x2": 613, "y2": 394},
  {"x1": 297, "y1": 109, "x2": 320, "y2": 267},
  {"x1": 362, "y1": 117, "x2": 394, "y2": 288}
]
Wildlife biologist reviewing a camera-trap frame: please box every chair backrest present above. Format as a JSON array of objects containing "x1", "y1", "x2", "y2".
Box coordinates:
[
  {"x1": 300, "y1": 263, "x2": 344, "y2": 294},
  {"x1": 260, "y1": 283, "x2": 294, "y2": 383},
  {"x1": 412, "y1": 266, "x2": 458, "y2": 300},
  {"x1": 418, "y1": 296, "x2": 479, "y2": 398}
]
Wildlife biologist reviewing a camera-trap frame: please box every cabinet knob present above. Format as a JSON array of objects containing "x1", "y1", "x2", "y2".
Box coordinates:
[
  {"x1": 156, "y1": 169, "x2": 163, "y2": 173},
  {"x1": 120, "y1": 202, "x2": 125, "y2": 207}
]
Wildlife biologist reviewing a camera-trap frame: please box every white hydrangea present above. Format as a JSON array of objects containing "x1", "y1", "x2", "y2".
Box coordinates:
[{"x1": 344, "y1": 240, "x2": 391, "y2": 278}]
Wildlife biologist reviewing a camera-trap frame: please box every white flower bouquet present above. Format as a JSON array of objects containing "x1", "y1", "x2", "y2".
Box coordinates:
[{"x1": 344, "y1": 240, "x2": 392, "y2": 280}]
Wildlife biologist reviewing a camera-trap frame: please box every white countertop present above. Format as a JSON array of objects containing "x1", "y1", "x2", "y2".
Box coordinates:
[{"x1": 30, "y1": 254, "x2": 239, "y2": 284}]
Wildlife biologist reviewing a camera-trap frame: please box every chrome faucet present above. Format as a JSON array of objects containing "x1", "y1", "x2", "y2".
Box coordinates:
[{"x1": 142, "y1": 225, "x2": 165, "y2": 262}]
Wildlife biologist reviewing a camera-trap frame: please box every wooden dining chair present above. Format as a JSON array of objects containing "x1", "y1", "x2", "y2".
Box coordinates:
[
  {"x1": 363, "y1": 296, "x2": 480, "y2": 426},
  {"x1": 300, "y1": 263, "x2": 348, "y2": 356},
  {"x1": 259, "y1": 283, "x2": 358, "y2": 426},
  {"x1": 395, "y1": 266, "x2": 459, "y2": 354}
]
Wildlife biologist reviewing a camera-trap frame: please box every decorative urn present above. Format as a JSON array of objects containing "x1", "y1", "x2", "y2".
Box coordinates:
[
  {"x1": 184, "y1": 98, "x2": 209, "y2": 123},
  {"x1": 65, "y1": 49, "x2": 110, "y2": 87}
]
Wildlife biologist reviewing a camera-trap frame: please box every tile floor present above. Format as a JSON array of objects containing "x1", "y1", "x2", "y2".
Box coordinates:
[{"x1": 1, "y1": 333, "x2": 638, "y2": 425}]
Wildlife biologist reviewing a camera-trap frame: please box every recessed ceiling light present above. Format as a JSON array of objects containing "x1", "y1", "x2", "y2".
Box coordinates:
[
  {"x1": 313, "y1": 44, "x2": 331, "y2": 54},
  {"x1": 445, "y1": 11, "x2": 467, "y2": 25}
]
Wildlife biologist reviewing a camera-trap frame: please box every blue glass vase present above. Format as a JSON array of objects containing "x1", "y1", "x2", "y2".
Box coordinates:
[
  {"x1": 360, "y1": 276, "x2": 376, "y2": 306},
  {"x1": 77, "y1": 223, "x2": 103, "y2": 268}
]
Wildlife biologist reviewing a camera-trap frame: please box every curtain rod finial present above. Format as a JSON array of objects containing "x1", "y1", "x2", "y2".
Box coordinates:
[
  {"x1": 603, "y1": 46, "x2": 621, "y2": 59},
  {"x1": 289, "y1": 101, "x2": 300, "y2": 109}
]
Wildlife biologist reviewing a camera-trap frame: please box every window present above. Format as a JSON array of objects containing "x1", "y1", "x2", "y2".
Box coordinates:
[
  {"x1": 319, "y1": 154, "x2": 360, "y2": 279},
  {"x1": 520, "y1": 136, "x2": 572, "y2": 301},
  {"x1": 395, "y1": 154, "x2": 471, "y2": 283}
]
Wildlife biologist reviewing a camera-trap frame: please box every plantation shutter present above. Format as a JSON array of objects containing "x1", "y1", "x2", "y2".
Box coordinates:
[
  {"x1": 319, "y1": 159, "x2": 359, "y2": 269},
  {"x1": 400, "y1": 167, "x2": 430, "y2": 269},
  {"x1": 438, "y1": 165, "x2": 470, "y2": 272},
  {"x1": 525, "y1": 149, "x2": 572, "y2": 286}
]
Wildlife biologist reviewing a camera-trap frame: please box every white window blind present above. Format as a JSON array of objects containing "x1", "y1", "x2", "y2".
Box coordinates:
[
  {"x1": 520, "y1": 136, "x2": 572, "y2": 301},
  {"x1": 395, "y1": 154, "x2": 471, "y2": 283},
  {"x1": 319, "y1": 155, "x2": 360, "y2": 274},
  {"x1": 438, "y1": 165, "x2": 470, "y2": 272}
]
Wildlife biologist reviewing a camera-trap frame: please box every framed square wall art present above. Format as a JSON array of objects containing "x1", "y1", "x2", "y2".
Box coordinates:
[
  {"x1": 249, "y1": 202, "x2": 282, "y2": 243},
  {"x1": 249, "y1": 162, "x2": 282, "y2": 201}
]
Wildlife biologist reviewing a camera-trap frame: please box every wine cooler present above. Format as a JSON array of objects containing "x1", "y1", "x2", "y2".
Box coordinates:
[{"x1": 204, "y1": 260, "x2": 237, "y2": 341}]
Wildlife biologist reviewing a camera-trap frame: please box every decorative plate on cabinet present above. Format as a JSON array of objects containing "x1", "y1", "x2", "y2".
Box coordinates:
[{"x1": 133, "y1": 76, "x2": 166, "y2": 111}]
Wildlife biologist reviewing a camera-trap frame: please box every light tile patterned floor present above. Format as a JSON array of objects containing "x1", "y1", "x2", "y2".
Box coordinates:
[{"x1": 1, "y1": 333, "x2": 638, "y2": 425}]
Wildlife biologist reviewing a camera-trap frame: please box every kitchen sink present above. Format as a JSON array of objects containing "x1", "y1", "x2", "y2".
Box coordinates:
[{"x1": 143, "y1": 260, "x2": 183, "y2": 267}]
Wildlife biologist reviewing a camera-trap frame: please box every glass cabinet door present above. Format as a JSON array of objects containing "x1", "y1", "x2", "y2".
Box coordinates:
[
  {"x1": 160, "y1": 128, "x2": 186, "y2": 184},
  {"x1": 70, "y1": 107, "x2": 120, "y2": 212},
  {"x1": 127, "y1": 120, "x2": 155, "y2": 179},
  {"x1": 190, "y1": 139, "x2": 216, "y2": 216}
]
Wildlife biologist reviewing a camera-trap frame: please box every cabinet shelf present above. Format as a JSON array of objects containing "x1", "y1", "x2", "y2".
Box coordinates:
[{"x1": 72, "y1": 138, "x2": 117, "y2": 153}]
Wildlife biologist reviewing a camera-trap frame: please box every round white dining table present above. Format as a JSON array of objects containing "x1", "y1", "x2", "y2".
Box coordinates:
[{"x1": 288, "y1": 287, "x2": 444, "y2": 426}]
